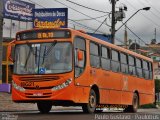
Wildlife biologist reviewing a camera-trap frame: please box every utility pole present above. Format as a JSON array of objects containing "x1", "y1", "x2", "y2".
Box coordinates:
[
  {"x1": 124, "y1": 24, "x2": 128, "y2": 48},
  {"x1": 155, "y1": 28, "x2": 157, "y2": 42},
  {"x1": 0, "y1": 0, "x2": 3, "y2": 83},
  {"x1": 111, "y1": 0, "x2": 116, "y2": 44},
  {"x1": 135, "y1": 39, "x2": 137, "y2": 52}
]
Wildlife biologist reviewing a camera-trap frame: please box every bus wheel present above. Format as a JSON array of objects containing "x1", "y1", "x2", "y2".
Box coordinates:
[
  {"x1": 82, "y1": 89, "x2": 97, "y2": 113},
  {"x1": 37, "y1": 101, "x2": 52, "y2": 114},
  {"x1": 95, "y1": 109, "x2": 103, "y2": 113},
  {"x1": 124, "y1": 93, "x2": 139, "y2": 113}
]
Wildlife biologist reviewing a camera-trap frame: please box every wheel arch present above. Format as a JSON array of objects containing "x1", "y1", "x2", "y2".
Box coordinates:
[
  {"x1": 91, "y1": 84, "x2": 100, "y2": 104},
  {"x1": 134, "y1": 90, "x2": 140, "y2": 105}
]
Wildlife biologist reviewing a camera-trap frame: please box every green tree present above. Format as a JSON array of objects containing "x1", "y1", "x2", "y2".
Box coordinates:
[{"x1": 155, "y1": 79, "x2": 160, "y2": 93}]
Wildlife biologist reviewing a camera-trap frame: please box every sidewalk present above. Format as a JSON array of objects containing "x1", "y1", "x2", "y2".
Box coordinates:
[{"x1": 0, "y1": 92, "x2": 37, "y2": 112}]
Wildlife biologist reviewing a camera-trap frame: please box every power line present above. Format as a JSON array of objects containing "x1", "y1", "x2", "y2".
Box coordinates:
[
  {"x1": 53, "y1": 0, "x2": 111, "y2": 27},
  {"x1": 125, "y1": 0, "x2": 160, "y2": 28},
  {"x1": 139, "y1": 0, "x2": 160, "y2": 20},
  {"x1": 73, "y1": 14, "x2": 108, "y2": 21},
  {"x1": 145, "y1": 0, "x2": 160, "y2": 15},
  {"x1": 93, "y1": 18, "x2": 107, "y2": 33},
  {"x1": 28, "y1": 0, "x2": 45, "y2": 8},
  {"x1": 27, "y1": 0, "x2": 109, "y2": 34},
  {"x1": 26, "y1": 0, "x2": 137, "y2": 45},
  {"x1": 69, "y1": 19, "x2": 106, "y2": 34},
  {"x1": 27, "y1": 0, "x2": 106, "y2": 34},
  {"x1": 115, "y1": 37, "x2": 126, "y2": 45},
  {"x1": 69, "y1": 22, "x2": 97, "y2": 33},
  {"x1": 65, "y1": 0, "x2": 110, "y2": 14},
  {"x1": 123, "y1": 23, "x2": 147, "y2": 45},
  {"x1": 20, "y1": 1, "x2": 125, "y2": 45}
]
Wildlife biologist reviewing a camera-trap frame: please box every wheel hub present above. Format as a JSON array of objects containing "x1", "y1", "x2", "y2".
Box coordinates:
[
  {"x1": 89, "y1": 95, "x2": 96, "y2": 108},
  {"x1": 133, "y1": 96, "x2": 138, "y2": 109}
]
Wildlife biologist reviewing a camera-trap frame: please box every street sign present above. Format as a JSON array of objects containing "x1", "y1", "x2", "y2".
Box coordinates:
[
  {"x1": 39, "y1": 68, "x2": 46, "y2": 74},
  {"x1": 33, "y1": 8, "x2": 68, "y2": 28},
  {"x1": 3, "y1": 0, "x2": 35, "y2": 21}
]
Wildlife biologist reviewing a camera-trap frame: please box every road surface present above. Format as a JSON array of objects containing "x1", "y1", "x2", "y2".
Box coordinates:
[{"x1": 0, "y1": 107, "x2": 160, "y2": 120}]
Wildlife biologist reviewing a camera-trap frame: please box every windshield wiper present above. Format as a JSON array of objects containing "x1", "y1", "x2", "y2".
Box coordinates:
[
  {"x1": 44, "y1": 40, "x2": 57, "y2": 57},
  {"x1": 24, "y1": 42, "x2": 36, "y2": 69},
  {"x1": 41, "y1": 41, "x2": 57, "y2": 65},
  {"x1": 24, "y1": 41, "x2": 57, "y2": 70}
]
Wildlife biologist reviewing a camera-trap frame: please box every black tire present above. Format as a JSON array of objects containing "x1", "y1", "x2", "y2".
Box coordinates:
[
  {"x1": 124, "y1": 93, "x2": 139, "y2": 113},
  {"x1": 37, "y1": 101, "x2": 52, "y2": 114},
  {"x1": 95, "y1": 109, "x2": 103, "y2": 113},
  {"x1": 82, "y1": 89, "x2": 97, "y2": 113}
]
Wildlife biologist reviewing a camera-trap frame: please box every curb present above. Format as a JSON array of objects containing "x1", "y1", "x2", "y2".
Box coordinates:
[{"x1": 0, "y1": 110, "x2": 38, "y2": 113}]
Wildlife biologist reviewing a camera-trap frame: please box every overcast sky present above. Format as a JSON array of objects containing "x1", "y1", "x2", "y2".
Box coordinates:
[{"x1": 23, "y1": 0, "x2": 160, "y2": 45}]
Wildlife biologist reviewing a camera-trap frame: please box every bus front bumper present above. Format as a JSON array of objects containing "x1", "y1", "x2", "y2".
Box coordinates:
[{"x1": 12, "y1": 85, "x2": 74, "y2": 103}]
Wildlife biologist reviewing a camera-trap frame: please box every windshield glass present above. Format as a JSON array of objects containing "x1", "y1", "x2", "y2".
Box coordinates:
[{"x1": 14, "y1": 42, "x2": 72, "y2": 74}]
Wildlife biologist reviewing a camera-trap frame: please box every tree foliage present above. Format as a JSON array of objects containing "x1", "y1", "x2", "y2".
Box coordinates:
[{"x1": 155, "y1": 79, "x2": 160, "y2": 93}]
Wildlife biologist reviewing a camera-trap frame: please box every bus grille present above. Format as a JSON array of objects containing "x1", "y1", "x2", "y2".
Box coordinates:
[{"x1": 19, "y1": 76, "x2": 60, "y2": 82}]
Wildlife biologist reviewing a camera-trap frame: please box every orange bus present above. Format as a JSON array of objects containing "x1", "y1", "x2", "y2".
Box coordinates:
[{"x1": 8, "y1": 28, "x2": 154, "y2": 113}]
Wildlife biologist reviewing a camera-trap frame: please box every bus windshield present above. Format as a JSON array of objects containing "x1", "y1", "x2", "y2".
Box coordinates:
[{"x1": 14, "y1": 42, "x2": 72, "y2": 74}]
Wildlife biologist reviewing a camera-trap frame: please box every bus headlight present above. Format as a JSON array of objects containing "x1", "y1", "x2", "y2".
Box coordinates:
[
  {"x1": 12, "y1": 81, "x2": 26, "y2": 92},
  {"x1": 51, "y1": 78, "x2": 72, "y2": 91}
]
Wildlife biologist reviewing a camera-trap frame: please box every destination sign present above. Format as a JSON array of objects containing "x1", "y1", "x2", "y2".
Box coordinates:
[{"x1": 16, "y1": 30, "x2": 71, "y2": 40}]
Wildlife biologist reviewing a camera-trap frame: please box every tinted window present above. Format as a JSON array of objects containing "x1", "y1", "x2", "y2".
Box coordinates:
[
  {"x1": 129, "y1": 56, "x2": 135, "y2": 66},
  {"x1": 128, "y1": 56, "x2": 136, "y2": 75},
  {"x1": 112, "y1": 50, "x2": 119, "y2": 61},
  {"x1": 111, "y1": 50, "x2": 120, "y2": 72},
  {"x1": 149, "y1": 62, "x2": 153, "y2": 80},
  {"x1": 136, "y1": 58, "x2": 142, "y2": 67},
  {"x1": 143, "y1": 60, "x2": 150, "y2": 79},
  {"x1": 102, "y1": 46, "x2": 110, "y2": 59},
  {"x1": 143, "y1": 61, "x2": 148, "y2": 70},
  {"x1": 120, "y1": 53, "x2": 128, "y2": 64},
  {"x1": 136, "y1": 58, "x2": 143, "y2": 77},
  {"x1": 120, "y1": 53, "x2": 128, "y2": 74},
  {"x1": 90, "y1": 42, "x2": 99, "y2": 55},
  {"x1": 90, "y1": 42, "x2": 100, "y2": 68},
  {"x1": 101, "y1": 46, "x2": 110, "y2": 70},
  {"x1": 74, "y1": 37, "x2": 86, "y2": 77},
  {"x1": 74, "y1": 37, "x2": 86, "y2": 50},
  {"x1": 149, "y1": 62, "x2": 152, "y2": 71}
]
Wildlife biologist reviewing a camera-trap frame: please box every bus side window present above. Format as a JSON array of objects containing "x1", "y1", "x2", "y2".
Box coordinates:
[
  {"x1": 90, "y1": 42, "x2": 100, "y2": 68},
  {"x1": 120, "y1": 53, "x2": 128, "y2": 74},
  {"x1": 142, "y1": 60, "x2": 150, "y2": 79},
  {"x1": 149, "y1": 62, "x2": 153, "y2": 80},
  {"x1": 111, "y1": 50, "x2": 120, "y2": 72},
  {"x1": 101, "y1": 46, "x2": 111, "y2": 70},
  {"x1": 128, "y1": 56, "x2": 136, "y2": 75},
  {"x1": 74, "y1": 37, "x2": 86, "y2": 77},
  {"x1": 136, "y1": 58, "x2": 143, "y2": 78}
]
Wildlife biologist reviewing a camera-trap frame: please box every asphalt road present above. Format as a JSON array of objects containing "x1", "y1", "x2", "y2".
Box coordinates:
[{"x1": 1, "y1": 108, "x2": 160, "y2": 120}]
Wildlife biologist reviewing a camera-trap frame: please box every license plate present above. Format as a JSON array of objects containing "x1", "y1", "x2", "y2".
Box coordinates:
[
  {"x1": 21, "y1": 81, "x2": 35, "y2": 87},
  {"x1": 33, "y1": 93, "x2": 43, "y2": 96}
]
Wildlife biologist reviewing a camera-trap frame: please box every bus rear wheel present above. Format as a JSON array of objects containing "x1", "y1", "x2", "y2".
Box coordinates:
[
  {"x1": 82, "y1": 89, "x2": 97, "y2": 113},
  {"x1": 37, "y1": 101, "x2": 52, "y2": 114},
  {"x1": 124, "y1": 93, "x2": 139, "y2": 113}
]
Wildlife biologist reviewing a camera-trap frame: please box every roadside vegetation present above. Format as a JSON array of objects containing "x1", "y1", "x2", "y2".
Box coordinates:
[{"x1": 141, "y1": 79, "x2": 160, "y2": 108}]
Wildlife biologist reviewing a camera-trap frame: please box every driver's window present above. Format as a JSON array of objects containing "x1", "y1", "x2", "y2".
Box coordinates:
[{"x1": 74, "y1": 37, "x2": 86, "y2": 77}]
